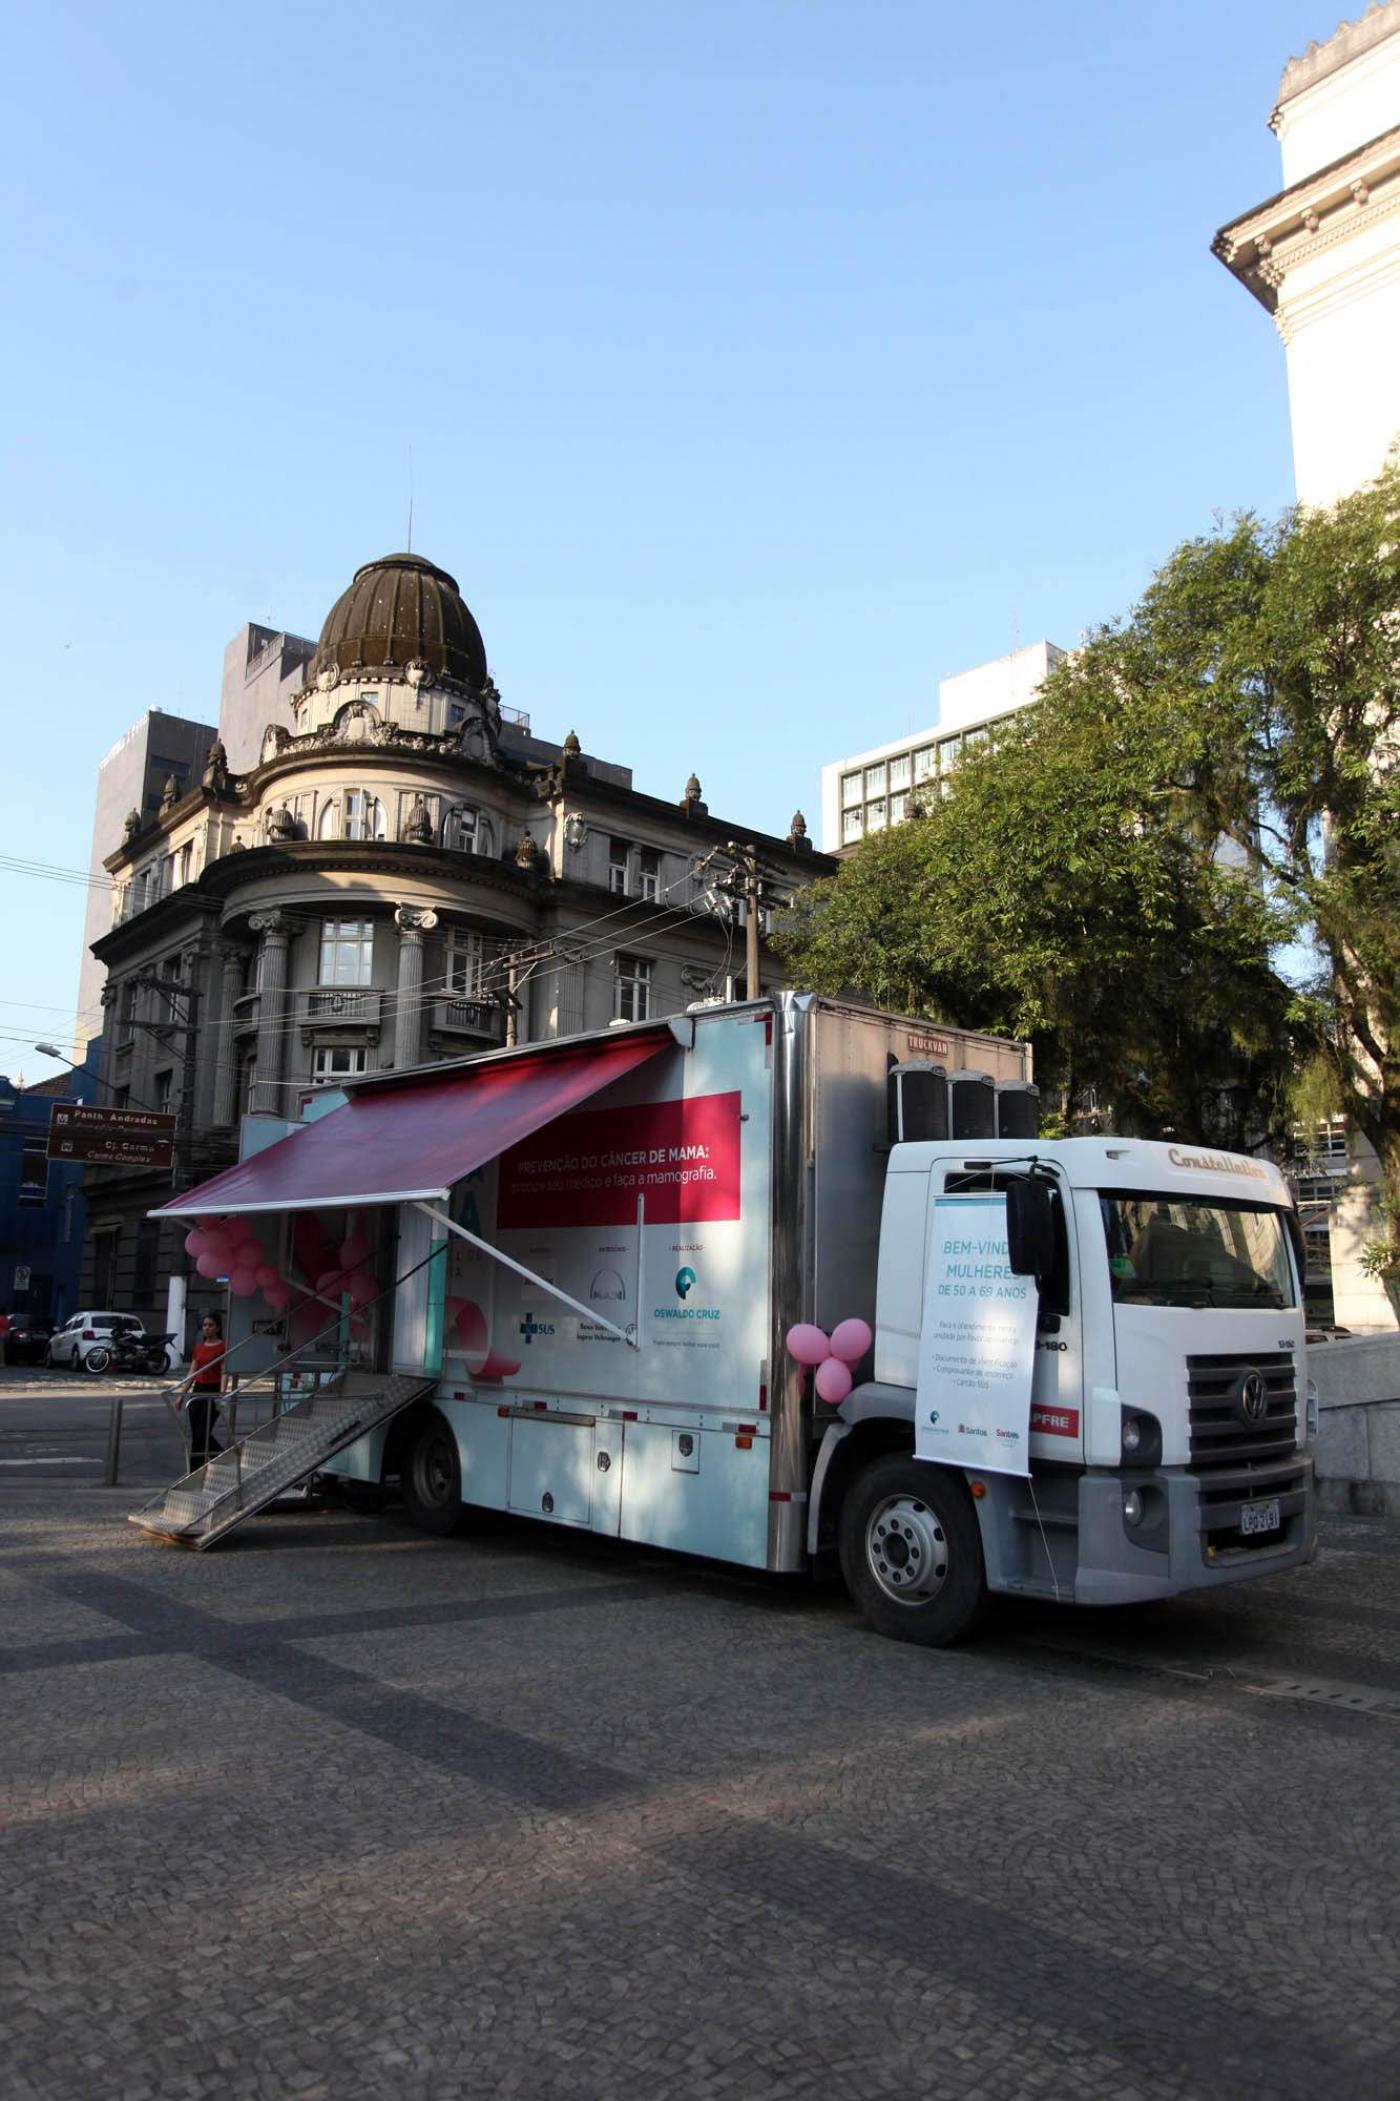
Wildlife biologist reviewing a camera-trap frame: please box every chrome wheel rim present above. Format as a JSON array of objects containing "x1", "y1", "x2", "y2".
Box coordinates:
[{"x1": 866, "y1": 1493, "x2": 950, "y2": 1606}]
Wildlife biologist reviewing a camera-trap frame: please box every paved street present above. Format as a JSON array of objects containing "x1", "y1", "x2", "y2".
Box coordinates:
[
  {"x1": 0, "y1": 1368, "x2": 270, "y2": 1485},
  {"x1": 2, "y1": 1465, "x2": 1398, "y2": 2101}
]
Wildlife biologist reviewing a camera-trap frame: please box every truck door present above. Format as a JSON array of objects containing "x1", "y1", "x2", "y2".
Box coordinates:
[{"x1": 934, "y1": 1163, "x2": 1086, "y2": 1465}]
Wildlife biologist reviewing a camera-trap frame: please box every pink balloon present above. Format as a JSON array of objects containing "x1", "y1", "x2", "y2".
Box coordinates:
[
  {"x1": 814, "y1": 1357, "x2": 853, "y2": 1405},
  {"x1": 315, "y1": 1268, "x2": 346, "y2": 1298},
  {"x1": 829, "y1": 1318, "x2": 873, "y2": 1367},
  {"x1": 263, "y1": 1280, "x2": 291, "y2": 1309},
  {"x1": 228, "y1": 1267, "x2": 258, "y2": 1298},
  {"x1": 235, "y1": 1238, "x2": 265, "y2": 1269},
  {"x1": 195, "y1": 1251, "x2": 225, "y2": 1280},
  {"x1": 254, "y1": 1262, "x2": 279, "y2": 1288},
  {"x1": 220, "y1": 1215, "x2": 247, "y2": 1239},
  {"x1": 338, "y1": 1233, "x2": 371, "y2": 1272},
  {"x1": 786, "y1": 1323, "x2": 830, "y2": 1368},
  {"x1": 347, "y1": 1269, "x2": 377, "y2": 1308}
]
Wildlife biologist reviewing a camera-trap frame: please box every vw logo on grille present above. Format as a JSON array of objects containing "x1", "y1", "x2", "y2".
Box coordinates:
[{"x1": 1236, "y1": 1369, "x2": 1269, "y2": 1427}]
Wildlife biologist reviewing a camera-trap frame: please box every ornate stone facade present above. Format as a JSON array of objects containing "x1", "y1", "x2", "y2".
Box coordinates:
[{"x1": 82, "y1": 551, "x2": 832, "y2": 1331}]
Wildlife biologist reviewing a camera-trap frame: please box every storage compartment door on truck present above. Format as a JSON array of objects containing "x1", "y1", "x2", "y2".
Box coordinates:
[{"x1": 878, "y1": 1158, "x2": 1086, "y2": 1465}]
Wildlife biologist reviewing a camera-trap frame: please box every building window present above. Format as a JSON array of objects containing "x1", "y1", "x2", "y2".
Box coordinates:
[
  {"x1": 889, "y1": 753, "x2": 911, "y2": 790},
  {"x1": 445, "y1": 928, "x2": 484, "y2": 997},
  {"x1": 864, "y1": 763, "x2": 886, "y2": 797},
  {"x1": 442, "y1": 804, "x2": 479, "y2": 853},
  {"x1": 841, "y1": 772, "x2": 863, "y2": 809},
  {"x1": 18, "y1": 1144, "x2": 48, "y2": 1207},
  {"x1": 343, "y1": 790, "x2": 386, "y2": 842},
  {"x1": 319, "y1": 919, "x2": 375, "y2": 987},
  {"x1": 890, "y1": 791, "x2": 908, "y2": 825},
  {"x1": 842, "y1": 808, "x2": 864, "y2": 845},
  {"x1": 867, "y1": 799, "x2": 887, "y2": 832},
  {"x1": 317, "y1": 799, "x2": 339, "y2": 840},
  {"x1": 179, "y1": 842, "x2": 193, "y2": 886},
  {"x1": 153, "y1": 1070, "x2": 173, "y2": 1114},
  {"x1": 638, "y1": 848, "x2": 661, "y2": 902},
  {"x1": 939, "y1": 733, "x2": 963, "y2": 768},
  {"x1": 913, "y1": 746, "x2": 936, "y2": 781},
  {"x1": 608, "y1": 839, "x2": 631, "y2": 896},
  {"x1": 311, "y1": 1045, "x2": 367, "y2": 1087},
  {"x1": 614, "y1": 953, "x2": 652, "y2": 1023}
]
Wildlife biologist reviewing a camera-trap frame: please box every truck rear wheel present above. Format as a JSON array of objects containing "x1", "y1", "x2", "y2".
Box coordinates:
[
  {"x1": 839, "y1": 1455, "x2": 988, "y2": 1646},
  {"x1": 401, "y1": 1412, "x2": 465, "y2": 1537}
]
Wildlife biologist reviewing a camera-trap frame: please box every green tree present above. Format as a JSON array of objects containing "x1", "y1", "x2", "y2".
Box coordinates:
[{"x1": 779, "y1": 463, "x2": 1400, "y2": 1260}]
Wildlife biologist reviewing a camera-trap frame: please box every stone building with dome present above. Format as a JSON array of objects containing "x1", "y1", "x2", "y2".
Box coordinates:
[{"x1": 80, "y1": 552, "x2": 824, "y2": 1328}]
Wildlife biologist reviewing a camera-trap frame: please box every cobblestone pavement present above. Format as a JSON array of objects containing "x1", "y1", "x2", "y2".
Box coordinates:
[{"x1": 2, "y1": 1486, "x2": 1398, "y2": 2101}]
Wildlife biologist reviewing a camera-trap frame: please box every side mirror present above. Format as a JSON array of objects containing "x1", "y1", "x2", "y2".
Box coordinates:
[{"x1": 1006, "y1": 1178, "x2": 1055, "y2": 1282}]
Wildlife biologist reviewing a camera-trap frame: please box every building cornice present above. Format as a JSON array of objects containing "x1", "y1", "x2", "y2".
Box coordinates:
[
  {"x1": 1212, "y1": 121, "x2": 1400, "y2": 311},
  {"x1": 1274, "y1": 2, "x2": 1400, "y2": 117}
]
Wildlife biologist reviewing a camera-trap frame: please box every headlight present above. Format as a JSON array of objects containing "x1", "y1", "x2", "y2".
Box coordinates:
[
  {"x1": 1122, "y1": 1416, "x2": 1144, "y2": 1455},
  {"x1": 1123, "y1": 1489, "x2": 1144, "y2": 1527}
]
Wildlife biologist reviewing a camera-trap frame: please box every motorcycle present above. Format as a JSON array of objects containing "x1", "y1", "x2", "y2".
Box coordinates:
[{"x1": 87, "y1": 1329, "x2": 177, "y2": 1377}]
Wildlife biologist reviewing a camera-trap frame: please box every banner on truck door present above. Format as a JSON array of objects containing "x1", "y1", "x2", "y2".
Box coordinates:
[
  {"x1": 497, "y1": 1091, "x2": 743, "y2": 1229},
  {"x1": 915, "y1": 1194, "x2": 1036, "y2": 1478}
]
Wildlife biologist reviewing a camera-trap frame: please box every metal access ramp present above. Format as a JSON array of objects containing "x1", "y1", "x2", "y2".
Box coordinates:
[{"x1": 127, "y1": 1370, "x2": 436, "y2": 1550}]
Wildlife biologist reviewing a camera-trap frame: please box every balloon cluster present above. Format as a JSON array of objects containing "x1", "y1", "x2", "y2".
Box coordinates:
[
  {"x1": 182, "y1": 1211, "x2": 377, "y2": 1339},
  {"x1": 784, "y1": 1317, "x2": 873, "y2": 1404}
]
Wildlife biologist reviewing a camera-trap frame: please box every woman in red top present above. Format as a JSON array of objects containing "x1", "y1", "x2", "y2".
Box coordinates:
[{"x1": 180, "y1": 1313, "x2": 226, "y2": 1468}]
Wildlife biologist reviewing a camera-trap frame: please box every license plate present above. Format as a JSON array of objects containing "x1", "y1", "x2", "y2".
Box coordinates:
[{"x1": 1240, "y1": 1497, "x2": 1281, "y2": 1537}]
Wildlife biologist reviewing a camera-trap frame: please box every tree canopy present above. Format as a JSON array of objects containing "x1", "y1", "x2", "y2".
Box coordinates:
[{"x1": 777, "y1": 463, "x2": 1400, "y2": 1258}]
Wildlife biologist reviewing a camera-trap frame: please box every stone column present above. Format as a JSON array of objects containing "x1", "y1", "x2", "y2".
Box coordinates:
[
  {"x1": 393, "y1": 906, "x2": 437, "y2": 1071},
  {"x1": 248, "y1": 911, "x2": 291, "y2": 1116},
  {"x1": 210, "y1": 941, "x2": 245, "y2": 1126}
]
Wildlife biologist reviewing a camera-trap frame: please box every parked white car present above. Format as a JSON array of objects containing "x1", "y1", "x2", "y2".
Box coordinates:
[{"x1": 45, "y1": 1313, "x2": 179, "y2": 1374}]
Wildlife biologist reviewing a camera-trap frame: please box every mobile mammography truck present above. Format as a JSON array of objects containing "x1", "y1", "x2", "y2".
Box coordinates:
[{"x1": 142, "y1": 994, "x2": 1316, "y2": 1643}]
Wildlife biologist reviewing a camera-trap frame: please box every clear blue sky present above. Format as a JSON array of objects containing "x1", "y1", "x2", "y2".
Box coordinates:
[{"x1": 3, "y1": 0, "x2": 1327, "y2": 1080}]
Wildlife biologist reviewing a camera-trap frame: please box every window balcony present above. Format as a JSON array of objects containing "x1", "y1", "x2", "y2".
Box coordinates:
[
  {"x1": 429, "y1": 997, "x2": 504, "y2": 1044},
  {"x1": 230, "y1": 991, "x2": 261, "y2": 1034},
  {"x1": 298, "y1": 987, "x2": 383, "y2": 1032}
]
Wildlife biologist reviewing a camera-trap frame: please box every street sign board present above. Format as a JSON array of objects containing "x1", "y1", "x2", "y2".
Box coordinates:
[{"x1": 45, "y1": 1102, "x2": 176, "y2": 1171}]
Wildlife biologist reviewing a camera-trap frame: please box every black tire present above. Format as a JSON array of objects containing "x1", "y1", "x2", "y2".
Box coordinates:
[
  {"x1": 400, "y1": 1412, "x2": 465, "y2": 1536},
  {"x1": 44, "y1": 1347, "x2": 55, "y2": 1370},
  {"x1": 838, "y1": 1454, "x2": 988, "y2": 1647},
  {"x1": 85, "y1": 1345, "x2": 112, "y2": 1375},
  {"x1": 142, "y1": 1349, "x2": 167, "y2": 1376}
]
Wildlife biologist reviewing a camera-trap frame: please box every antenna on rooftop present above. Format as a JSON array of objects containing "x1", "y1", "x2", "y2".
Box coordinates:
[{"x1": 406, "y1": 444, "x2": 414, "y2": 553}]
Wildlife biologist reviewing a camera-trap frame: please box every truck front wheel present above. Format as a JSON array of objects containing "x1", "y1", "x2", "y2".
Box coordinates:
[
  {"x1": 401, "y1": 1413, "x2": 465, "y2": 1537},
  {"x1": 839, "y1": 1456, "x2": 988, "y2": 1646}
]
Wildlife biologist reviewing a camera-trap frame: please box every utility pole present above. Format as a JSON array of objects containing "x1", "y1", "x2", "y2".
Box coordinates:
[{"x1": 709, "y1": 842, "x2": 784, "y2": 1000}]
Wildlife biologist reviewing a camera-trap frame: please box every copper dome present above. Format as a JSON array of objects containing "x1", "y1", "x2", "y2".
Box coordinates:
[{"x1": 310, "y1": 553, "x2": 488, "y2": 690}]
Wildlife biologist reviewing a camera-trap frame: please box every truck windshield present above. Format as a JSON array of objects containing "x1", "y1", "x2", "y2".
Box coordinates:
[{"x1": 1099, "y1": 1192, "x2": 1296, "y2": 1310}]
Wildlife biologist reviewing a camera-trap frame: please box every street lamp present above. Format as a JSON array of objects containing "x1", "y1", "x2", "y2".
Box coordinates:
[{"x1": 34, "y1": 1044, "x2": 157, "y2": 1112}]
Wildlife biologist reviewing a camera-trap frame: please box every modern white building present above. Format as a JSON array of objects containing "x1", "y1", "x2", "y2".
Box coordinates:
[
  {"x1": 1216, "y1": 1, "x2": 1400, "y2": 1330},
  {"x1": 1214, "y1": 0, "x2": 1400, "y2": 508},
  {"x1": 819, "y1": 641, "x2": 1066, "y2": 853}
]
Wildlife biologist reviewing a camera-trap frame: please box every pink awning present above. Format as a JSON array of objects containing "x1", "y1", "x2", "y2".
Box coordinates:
[{"x1": 152, "y1": 1028, "x2": 678, "y2": 1218}]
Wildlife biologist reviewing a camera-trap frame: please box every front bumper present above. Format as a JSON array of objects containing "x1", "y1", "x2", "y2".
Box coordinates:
[{"x1": 1073, "y1": 1455, "x2": 1317, "y2": 1606}]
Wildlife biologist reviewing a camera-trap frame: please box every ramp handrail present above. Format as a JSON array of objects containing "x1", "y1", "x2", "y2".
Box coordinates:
[{"x1": 155, "y1": 1236, "x2": 449, "y2": 1458}]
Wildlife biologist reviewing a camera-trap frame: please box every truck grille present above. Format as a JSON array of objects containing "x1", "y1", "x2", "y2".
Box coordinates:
[{"x1": 1186, "y1": 1352, "x2": 1307, "y2": 1552}]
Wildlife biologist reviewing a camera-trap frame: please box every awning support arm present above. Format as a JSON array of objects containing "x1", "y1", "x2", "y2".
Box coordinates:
[{"x1": 412, "y1": 1203, "x2": 640, "y2": 1351}]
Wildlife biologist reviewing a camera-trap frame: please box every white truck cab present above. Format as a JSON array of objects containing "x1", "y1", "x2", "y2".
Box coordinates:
[{"x1": 818, "y1": 1135, "x2": 1315, "y2": 1641}]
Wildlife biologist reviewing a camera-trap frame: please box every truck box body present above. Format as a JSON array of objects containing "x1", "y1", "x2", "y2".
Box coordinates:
[{"x1": 332, "y1": 995, "x2": 1030, "y2": 1571}]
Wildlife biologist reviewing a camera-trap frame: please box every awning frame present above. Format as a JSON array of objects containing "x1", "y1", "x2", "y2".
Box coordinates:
[{"x1": 414, "y1": 1198, "x2": 645, "y2": 1351}]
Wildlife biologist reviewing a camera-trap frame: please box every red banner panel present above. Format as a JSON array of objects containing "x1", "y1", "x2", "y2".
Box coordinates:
[{"x1": 497, "y1": 1091, "x2": 743, "y2": 1229}]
